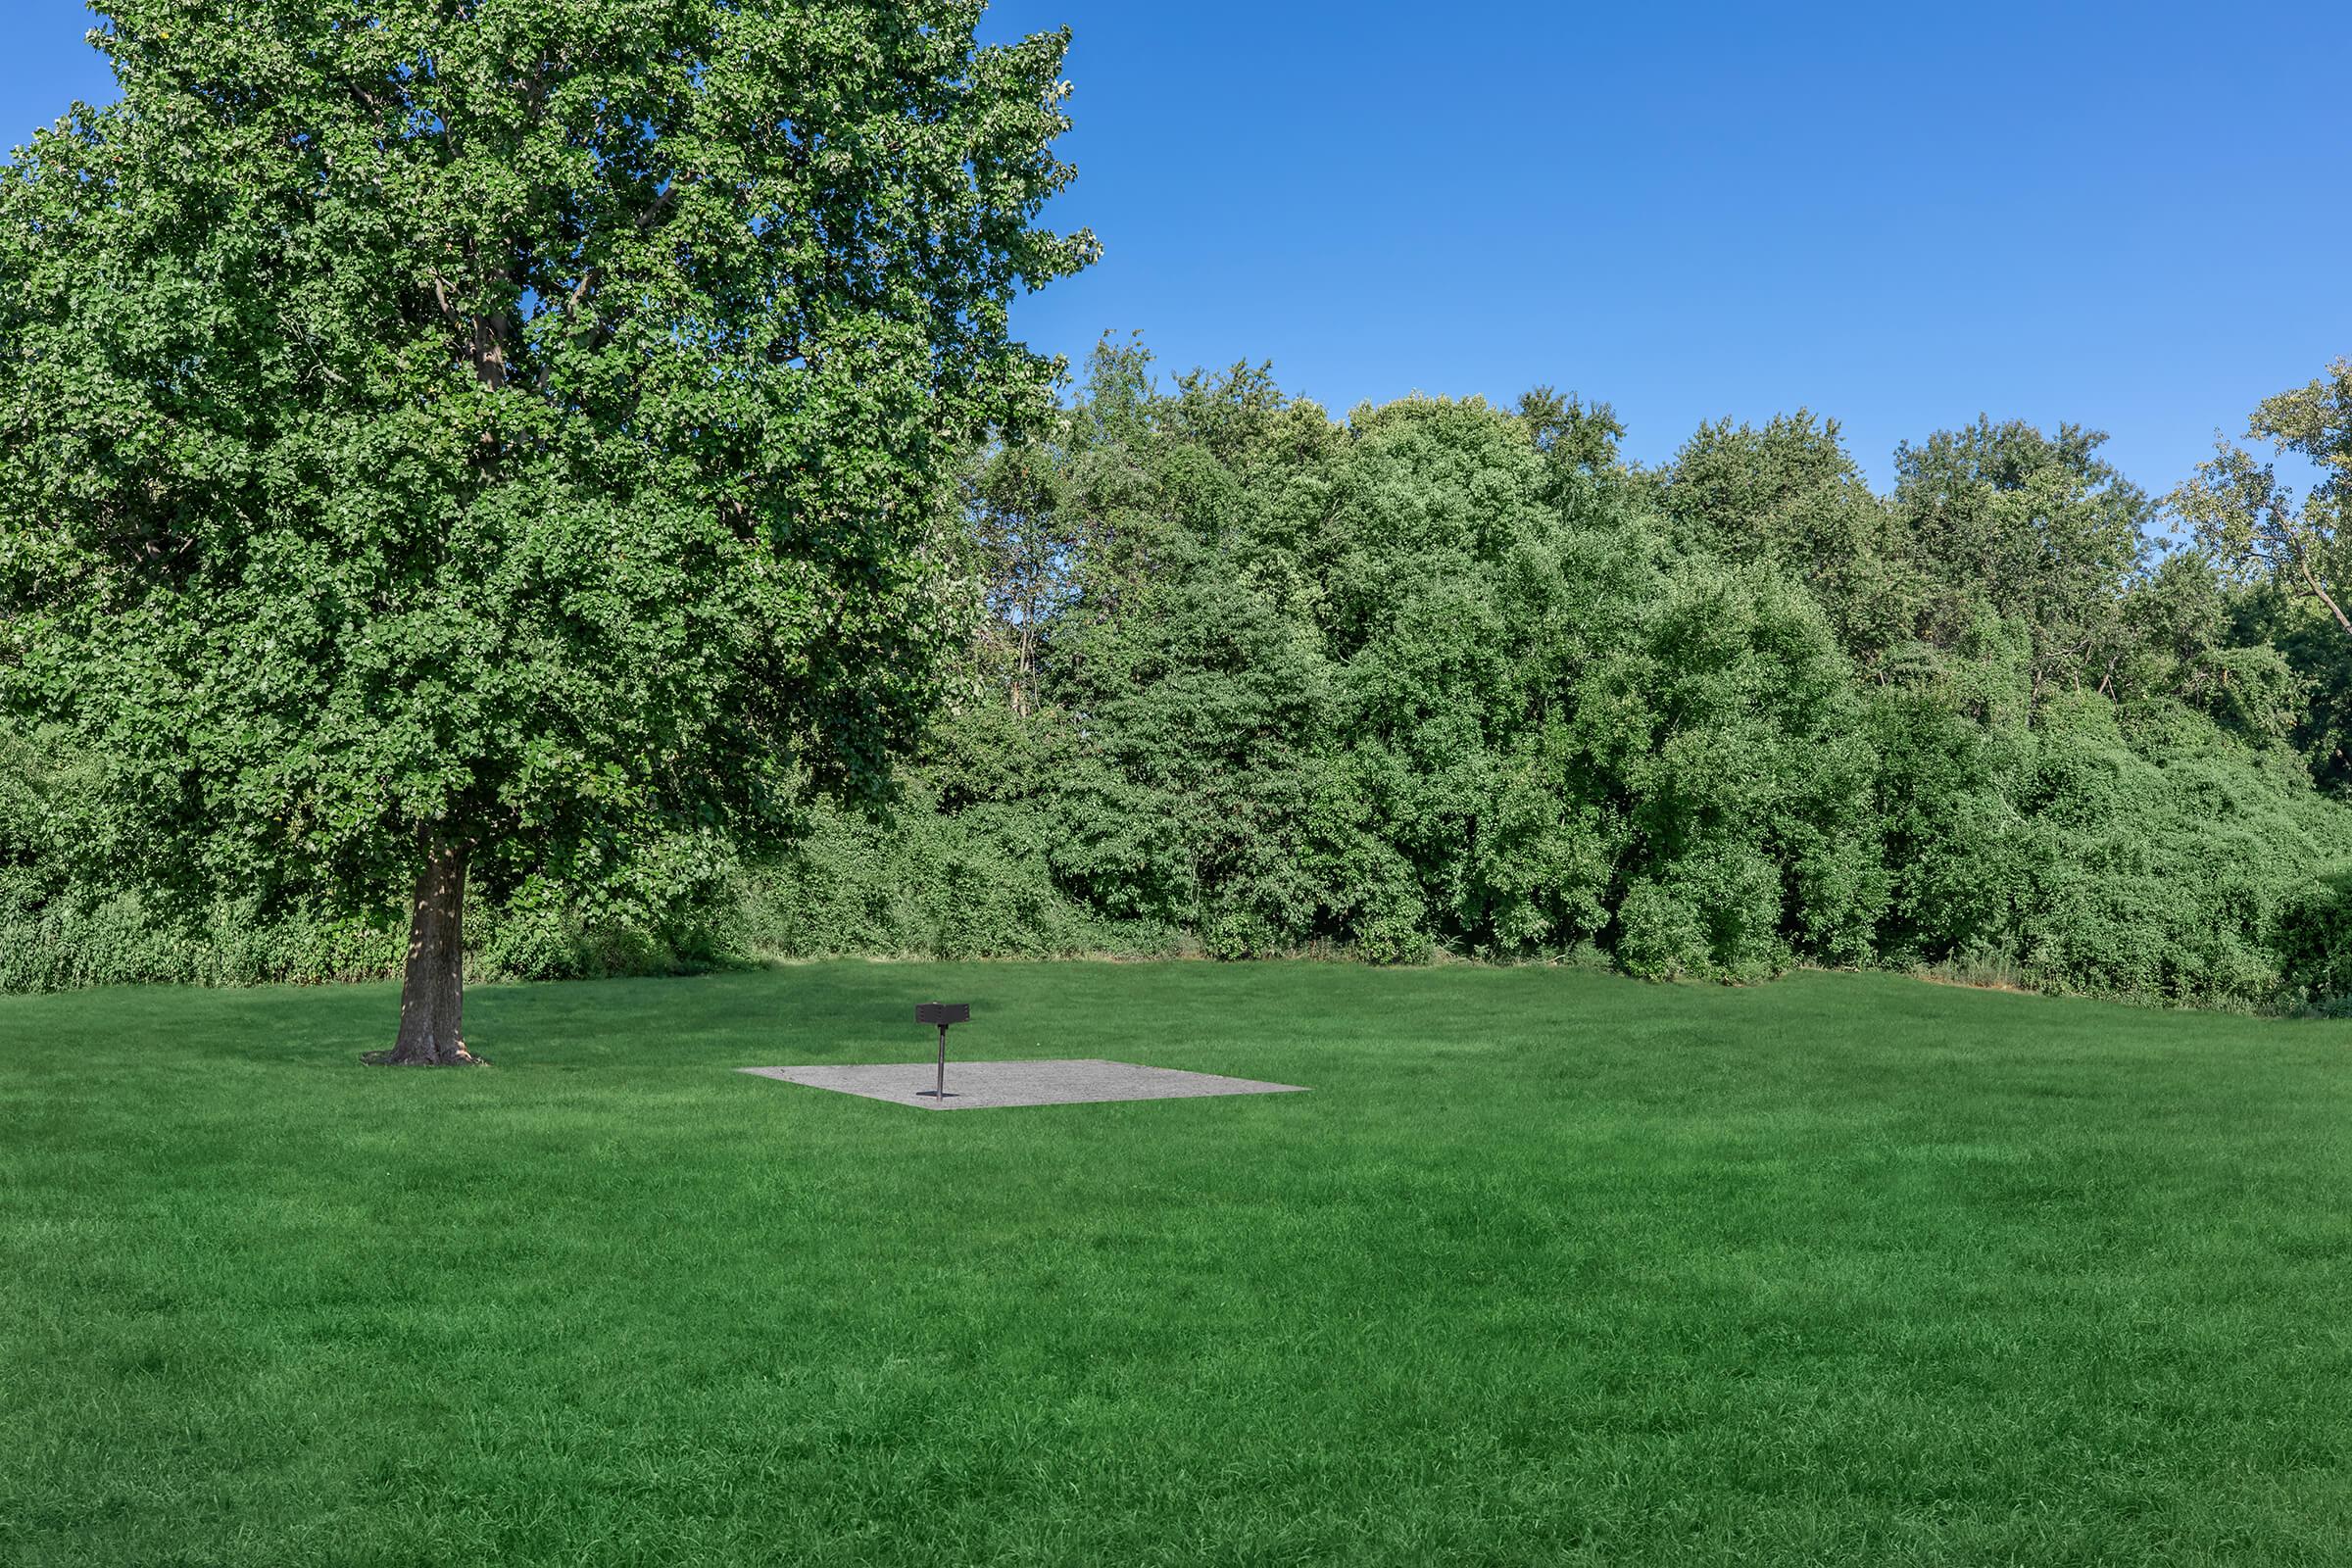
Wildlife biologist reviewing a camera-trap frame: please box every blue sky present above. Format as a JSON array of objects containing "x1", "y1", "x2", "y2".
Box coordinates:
[{"x1": 10, "y1": 1, "x2": 2349, "y2": 491}]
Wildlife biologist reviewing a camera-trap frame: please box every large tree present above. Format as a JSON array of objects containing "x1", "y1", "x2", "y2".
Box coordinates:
[
  {"x1": 1890, "y1": 418, "x2": 2150, "y2": 700},
  {"x1": 1646, "y1": 411, "x2": 1915, "y2": 663},
  {"x1": 2170, "y1": 360, "x2": 2352, "y2": 789},
  {"x1": 0, "y1": 1, "x2": 1094, "y2": 1061},
  {"x1": 2172, "y1": 359, "x2": 2352, "y2": 640}
]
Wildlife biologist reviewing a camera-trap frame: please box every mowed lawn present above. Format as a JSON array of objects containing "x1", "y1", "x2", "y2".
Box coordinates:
[{"x1": 4, "y1": 963, "x2": 2351, "y2": 1567}]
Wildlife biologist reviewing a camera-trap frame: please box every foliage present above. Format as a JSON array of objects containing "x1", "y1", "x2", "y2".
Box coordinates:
[
  {"x1": 908, "y1": 347, "x2": 2350, "y2": 1007},
  {"x1": 0, "y1": 1, "x2": 1093, "y2": 1047},
  {"x1": 10, "y1": 329, "x2": 2352, "y2": 1012},
  {"x1": 2170, "y1": 359, "x2": 2352, "y2": 790},
  {"x1": 737, "y1": 785, "x2": 1173, "y2": 962},
  {"x1": 1645, "y1": 410, "x2": 1915, "y2": 661},
  {"x1": 2170, "y1": 357, "x2": 2352, "y2": 641},
  {"x1": 2276, "y1": 867, "x2": 2352, "y2": 1015},
  {"x1": 1890, "y1": 418, "x2": 2150, "y2": 698}
]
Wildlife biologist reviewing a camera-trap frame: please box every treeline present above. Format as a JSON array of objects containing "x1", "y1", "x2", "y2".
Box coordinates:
[
  {"x1": 6, "y1": 340, "x2": 2351, "y2": 1009},
  {"x1": 773, "y1": 341, "x2": 2352, "y2": 1009}
]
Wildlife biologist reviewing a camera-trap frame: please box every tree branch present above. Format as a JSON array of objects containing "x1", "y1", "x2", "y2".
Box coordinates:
[
  {"x1": 531, "y1": 172, "x2": 692, "y2": 391},
  {"x1": 2296, "y1": 551, "x2": 2352, "y2": 638}
]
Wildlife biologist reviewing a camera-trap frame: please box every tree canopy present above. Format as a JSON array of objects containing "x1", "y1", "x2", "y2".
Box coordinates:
[
  {"x1": 0, "y1": 0, "x2": 1093, "y2": 1057},
  {"x1": 9, "y1": 334, "x2": 2352, "y2": 1014},
  {"x1": 860, "y1": 344, "x2": 2352, "y2": 1008}
]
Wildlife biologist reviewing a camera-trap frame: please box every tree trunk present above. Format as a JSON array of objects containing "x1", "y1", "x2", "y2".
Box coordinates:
[
  {"x1": 364, "y1": 838, "x2": 485, "y2": 1066},
  {"x1": 2298, "y1": 553, "x2": 2352, "y2": 638}
]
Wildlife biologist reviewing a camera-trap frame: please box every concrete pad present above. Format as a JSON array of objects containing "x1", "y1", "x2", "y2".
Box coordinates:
[{"x1": 737, "y1": 1058, "x2": 1310, "y2": 1110}]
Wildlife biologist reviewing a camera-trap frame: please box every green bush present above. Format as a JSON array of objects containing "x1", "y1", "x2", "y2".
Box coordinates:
[
  {"x1": 736, "y1": 792, "x2": 1177, "y2": 962},
  {"x1": 2271, "y1": 870, "x2": 2352, "y2": 1014}
]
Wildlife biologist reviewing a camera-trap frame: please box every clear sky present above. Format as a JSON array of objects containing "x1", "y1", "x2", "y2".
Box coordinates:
[{"x1": 10, "y1": 1, "x2": 2349, "y2": 491}]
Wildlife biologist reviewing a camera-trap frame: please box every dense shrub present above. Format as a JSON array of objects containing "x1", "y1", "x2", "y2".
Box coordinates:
[
  {"x1": 736, "y1": 788, "x2": 1174, "y2": 961},
  {"x1": 0, "y1": 731, "x2": 741, "y2": 990},
  {"x1": 2277, "y1": 870, "x2": 2352, "y2": 1015}
]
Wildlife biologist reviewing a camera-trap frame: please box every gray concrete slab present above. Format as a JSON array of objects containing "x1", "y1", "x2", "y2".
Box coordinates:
[{"x1": 737, "y1": 1058, "x2": 1310, "y2": 1110}]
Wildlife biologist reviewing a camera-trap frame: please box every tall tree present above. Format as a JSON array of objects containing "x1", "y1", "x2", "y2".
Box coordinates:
[
  {"x1": 1648, "y1": 411, "x2": 1915, "y2": 663},
  {"x1": 0, "y1": 1, "x2": 1094, "y2": 1061},
  {"x1": 2171, "y1": 360, "x2": 2352, "y2": 789},
  {"x1": 960, "y1": 436, "x2": 1076, "y2": 721},
  {"x1": 2171, "y1": 359, "x2": 2352, "y2": 638},
  {"x1": 1891, "y1": 418, "x2": 2149, "y2": 699}
]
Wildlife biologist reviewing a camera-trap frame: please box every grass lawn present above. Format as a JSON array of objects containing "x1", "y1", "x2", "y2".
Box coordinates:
[{"x1": 4, "y1": 961, "x2": 2351, "y2": 1566}]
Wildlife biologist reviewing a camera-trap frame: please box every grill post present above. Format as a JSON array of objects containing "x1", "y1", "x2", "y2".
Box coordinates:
[{"x1": 913, "y1": 1003, "x2": 971, "y2": 1102}]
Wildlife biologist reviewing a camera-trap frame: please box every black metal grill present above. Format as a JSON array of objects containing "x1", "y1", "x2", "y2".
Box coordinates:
[{"x1": 915, "y1": 1003, "x2": 970, "y2": 1100}]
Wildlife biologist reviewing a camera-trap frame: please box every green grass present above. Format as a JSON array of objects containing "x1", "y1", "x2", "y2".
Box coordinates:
[{"x1": 4, "y1": 962, "x2": 2351, "y2": 1566}]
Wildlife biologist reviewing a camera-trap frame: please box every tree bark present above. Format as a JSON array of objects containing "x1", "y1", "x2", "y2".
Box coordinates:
[{"x1": 364, "y1": 838, "x2": 485, "y2": 1066}]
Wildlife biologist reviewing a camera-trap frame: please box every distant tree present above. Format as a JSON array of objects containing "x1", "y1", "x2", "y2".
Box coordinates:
[
  {"x1": 1048, "y1": 549, "x2": 1337, "y2": 957},
  {"x1": 2171, "y1": 360, "x2": 2352, "y2": 789},
  {"x1": 2172, "y1": 359, "x2": 2352, "y2": 639},
  {"x1": 1649, "y1": 412, "x2": 1916, "y2": 662},
  {"x1": 960, "y1": 436, "x2": 1077, "y2": 721},
  {"x1": 1891, "y1": 419, "x2": 2150, "y2": 699},
  {"x1": 0, "y1": 2, "x2": 1093, "y2": 1061},
  {"x1": 1515, "y1": 385, "x2": 1626, "y2": 476},
  {"x1": 2264, "y1": 593, "x2": 2352, "y2": 792}
]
